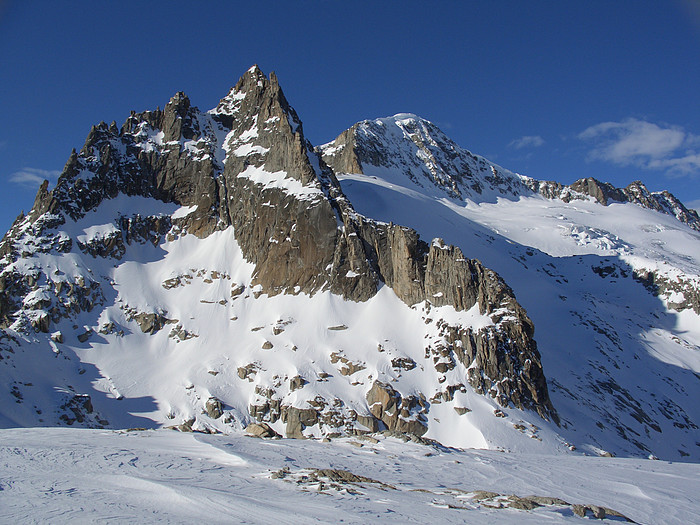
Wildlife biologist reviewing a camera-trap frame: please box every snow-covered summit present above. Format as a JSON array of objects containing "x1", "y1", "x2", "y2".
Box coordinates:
[{"x1": 320, "y1": 113, "x2": 530, "y2": 202}]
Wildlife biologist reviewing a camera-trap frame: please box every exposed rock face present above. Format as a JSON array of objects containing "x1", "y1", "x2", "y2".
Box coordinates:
[
  {"x1": 282, "y1": 406, "x2": 320, "y2": 439},
  {"x1": 205, "y1": 397, "x2": 224, "y2": 419},
  {"x1": 633, "y1": 268, "x2": 700, "y2": 315}
]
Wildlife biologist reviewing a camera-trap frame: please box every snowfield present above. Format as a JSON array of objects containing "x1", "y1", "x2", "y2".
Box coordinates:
[{"x1": 2, "y1": 427, "x2": 698, "y2": 524}]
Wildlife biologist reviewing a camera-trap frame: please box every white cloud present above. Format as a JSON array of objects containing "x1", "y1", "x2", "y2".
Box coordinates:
[
  {"x1": 686, "y1": 199, "x2": 700, "y2": 212},
  {"x1": 508, "y1": 135, "x2": 545, "y2": 149},
  {"x1": 578, "y1": 118, "x2": 700, "y2": 176},
  {"x1": 9, "y1": 168, "x2": 61, "y2": 189}
]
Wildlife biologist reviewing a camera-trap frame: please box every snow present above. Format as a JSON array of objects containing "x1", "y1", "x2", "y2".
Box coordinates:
[
  {"x1": 239, "y1": 115, "x2": 259, "y2": 142},
  {"x1": 237, "y1": 164, "x2": 324, "y2": 201},
  {"x1": 232, "y1": 143, "x2": 270, "y2": 157},
  {"x1": 1, "y1": 427, "x2": 697, "y2": 524},
  {"x1": 287, "y1": 113, "x2": 300, "y2": 133},
  {"x1": 229, "y1": 90, "x2": 246, "y2": 101},
  {"x1": 75, "y1": 222, "x2": 121, "y2": 245},
  {"x1": 427, "y1": 303, "x2": 494, "y2": 332},
  {"x1": 171, "y1": 204, "x2": 198, "y2": 220}
]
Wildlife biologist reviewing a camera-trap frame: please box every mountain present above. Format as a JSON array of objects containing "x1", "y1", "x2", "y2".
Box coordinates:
[{"x1": 1, "y1": 66, "x2": 699, "y2": 463}]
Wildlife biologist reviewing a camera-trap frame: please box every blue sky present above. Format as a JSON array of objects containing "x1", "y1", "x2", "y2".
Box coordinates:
[{"x1": 1, "y1": 1, "x2": 699, "y2": 234}]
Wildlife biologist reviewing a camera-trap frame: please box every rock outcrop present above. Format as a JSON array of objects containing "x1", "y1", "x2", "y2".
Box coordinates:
[{"x1": 633, "y1": 268, "x2": 700, "y2": 315}]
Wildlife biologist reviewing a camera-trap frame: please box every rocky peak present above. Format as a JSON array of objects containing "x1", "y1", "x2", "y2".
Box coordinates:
[
  {"x1": 568, "y1": 177, "x2": 626, "y2": 205},
  {"x1": 320, "y1": 114, "x2": 529, "y2": 201},
  {"x1": 215, "y1": 67, "x2": 317, "y2": 187},
  {"x1": 166, "y1": 91, "x2": 191, "y2": 115},
  {"x1": 211, "y1": 65, "x2": 294, "y2": 123}
]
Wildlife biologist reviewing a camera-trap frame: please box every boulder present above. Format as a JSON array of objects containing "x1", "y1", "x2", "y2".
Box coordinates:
[
  {"x1": 204, "y1": 397, "x2": 224, "y2": 419},
  {"x1": 245, "y1": 422, "x2": 280, "y2": 438}
]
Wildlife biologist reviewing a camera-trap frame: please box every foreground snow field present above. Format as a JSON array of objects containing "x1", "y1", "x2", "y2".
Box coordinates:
[{"x1": 1, "y1": 428, "x2": 698, "y2": 524}]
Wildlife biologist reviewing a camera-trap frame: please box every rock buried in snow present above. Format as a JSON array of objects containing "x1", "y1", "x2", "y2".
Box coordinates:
[
  {"x1": 271, "y1": 466, "x2": 395, "y2": 491},
  {"x1": 77, "y1": 328, "x2": 92, "y2": 343},
  {"x1": 468, "y1": 491, "x2": 635, "y2": 522},
  {"x1": 312, "y1": 468, "x2": 392, "y2": 487},
  {"x1": 571, "y1": 503, "x2": 633, "y2": 521}
]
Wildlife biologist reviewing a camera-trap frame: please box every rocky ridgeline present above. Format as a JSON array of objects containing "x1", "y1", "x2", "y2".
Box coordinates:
[
  {"x1": 200, "y1": 67, "x2": 558, "y2": 428},
  {"x1": 320, "y1": 113, "x2": 700, "y2": 320},
  {"x1": 0, "y1": 66, "x2": 556, "y2": 435},
  {"x1": 528, "y1": 177, "x2": 700, "y2": 231}
]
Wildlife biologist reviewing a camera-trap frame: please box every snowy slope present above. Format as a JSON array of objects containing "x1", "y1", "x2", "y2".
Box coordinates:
[
  {"x1": 0, "y1": 68, "x2": 560, "y2": 458},
  {"x1": 2, "y1": 427, "x2": 698, "y2": 524},
  {"x1": 0, "y1": 191, "x2": 566, "y2": 453}
]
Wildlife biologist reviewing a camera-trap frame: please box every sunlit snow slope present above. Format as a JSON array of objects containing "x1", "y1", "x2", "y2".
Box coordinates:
[{"x1": 322, "y1": 114, "x2": 700, "y2": 461}]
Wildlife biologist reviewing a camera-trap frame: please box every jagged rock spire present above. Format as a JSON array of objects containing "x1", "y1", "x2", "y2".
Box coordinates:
[{"x1": 162, "y1": 91, "x2": 193, "y2": 141}]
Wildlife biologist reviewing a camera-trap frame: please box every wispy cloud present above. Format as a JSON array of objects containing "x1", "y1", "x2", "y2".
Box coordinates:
[
  {"x1": 508, "y1": 135, "x2": 545, "y2": 149},
  {"x1": 8, "y1": 167, "x2": 61, "y2": 189},
  {"x1": 687, "y1": 199, "x2": 700, "y2": 212},
  {"x1": 578, "y1": 118, "x2": 700, "y2": 177}
]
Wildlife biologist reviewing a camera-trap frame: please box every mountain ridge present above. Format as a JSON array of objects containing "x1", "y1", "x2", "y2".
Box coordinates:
[
  {"x1": 1, "y1": 66, "x2": 698, "y2": 461},
  {"x1": 320, "y1": 113, "x2": 700, "y2": 231}
]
